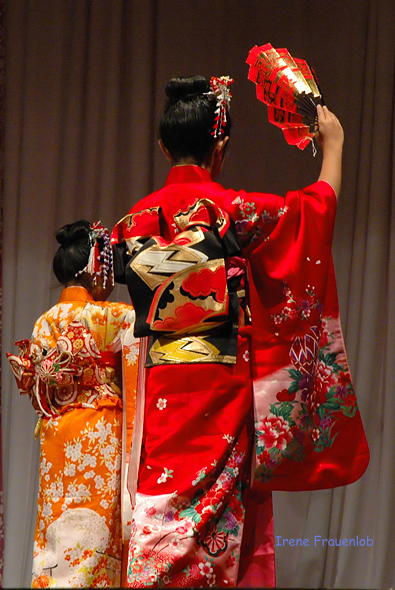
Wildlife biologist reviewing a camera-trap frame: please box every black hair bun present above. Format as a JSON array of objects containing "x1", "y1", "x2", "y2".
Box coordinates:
[
  {"x1": 56, "y1": 220, "x2": 91, "y2": 248},
  {"x1": 165, "y1": 76, "x2": 210, "y2": 102}
]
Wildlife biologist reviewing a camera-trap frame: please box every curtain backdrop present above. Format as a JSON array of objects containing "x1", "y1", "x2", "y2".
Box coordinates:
[
  {"x1": 2, "y1": 1, "x2": 394, "y2": 588},
  {"x1": 0, "y1": 0, "x2": 4, "y2": 584}
]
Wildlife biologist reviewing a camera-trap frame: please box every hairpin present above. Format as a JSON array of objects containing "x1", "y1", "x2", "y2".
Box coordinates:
[
  {"x1": 75, "y1": 221, "x2": 114, "y2": 287},
  {"x1": 209, "y1": 76, "x2": 234, "y2": 138}
]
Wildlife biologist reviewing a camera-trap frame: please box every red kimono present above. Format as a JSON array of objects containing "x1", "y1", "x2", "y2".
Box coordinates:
[{"x1": 112, "y1": 165, "x2": 369, "y2": 588}]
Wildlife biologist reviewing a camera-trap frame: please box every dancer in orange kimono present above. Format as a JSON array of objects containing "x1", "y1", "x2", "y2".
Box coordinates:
[
  {"x1": 8, "y1": 220, "x2": 139, "y2": 588},
  {"x1": 112, "y1": 76, "x2": 369, "y2": 587}
]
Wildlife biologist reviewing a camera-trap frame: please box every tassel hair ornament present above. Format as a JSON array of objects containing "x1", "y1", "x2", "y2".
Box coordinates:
[
  {"x1": 75, "y1": 221, "x2": 114, "y2": 287},
  {"x1": 207, "y1": 76, "x2": 234, "y2": 138}
]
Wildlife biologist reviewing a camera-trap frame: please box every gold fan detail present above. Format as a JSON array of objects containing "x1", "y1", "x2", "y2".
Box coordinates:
[{"x1": 247, "y1": 43, "x2": 324, "y2": 150}]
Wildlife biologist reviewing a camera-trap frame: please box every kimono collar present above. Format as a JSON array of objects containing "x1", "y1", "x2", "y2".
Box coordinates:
[
  {"x1": 164, "y1": 165, "x2": 213, "y2": 186},
  {"x1": 58, "y1": 286, "x2": 95, "y2": 303}
]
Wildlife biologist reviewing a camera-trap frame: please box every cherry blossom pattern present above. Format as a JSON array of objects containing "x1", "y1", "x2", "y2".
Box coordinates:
[
  {"x1": 32, "y1": 412, "x2": 122, "y2": 586},
  {"x1": 198, "y1": 559, "x2": 214, "y2": 580},
  {"x1": 17, "y1": 296, "x2": 137, "y2": 588},
  {"x1": 156, "y1": 397, "x2": 167, "y2": 411},
  {"x1": 125, "y1": 341, "x2": 139, "y2": 365}
]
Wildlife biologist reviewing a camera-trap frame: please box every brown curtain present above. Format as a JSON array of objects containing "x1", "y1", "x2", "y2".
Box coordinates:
[
  {"x1": 0, "y1": 0, "x2": 4, "y2": 584},
  {"x1": 3, "y1": 1, "x2": 394, "y2": 587}
]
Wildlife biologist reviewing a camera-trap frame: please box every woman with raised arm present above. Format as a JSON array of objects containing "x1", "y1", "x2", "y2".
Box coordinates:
[
  {"x1": 112, "y1": 76, "x2": 369, "y2": 588},
  {"x1": 8, "y1": 220, "x2": 139, "y2": 588}
]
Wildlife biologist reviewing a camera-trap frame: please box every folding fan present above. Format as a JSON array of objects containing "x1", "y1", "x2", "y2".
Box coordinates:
[{"x1": 246, "y1": 43, "x2": 324, "y2": 151}]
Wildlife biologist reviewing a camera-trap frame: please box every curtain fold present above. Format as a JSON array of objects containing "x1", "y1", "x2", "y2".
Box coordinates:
[
  {"x1": 2, "y1": 1, "x2": 393, "y2": 588},
  {"x1": 0, "y1": 0, "x2": 4, "y2": 583},
  {"x1": 274, "y1": 3, "x2": 395, "y2": 588}
]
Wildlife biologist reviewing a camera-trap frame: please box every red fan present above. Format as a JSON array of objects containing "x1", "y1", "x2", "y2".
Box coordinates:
[{"x1": 246, "y1": 43, "x2": 323, "y2": 150}]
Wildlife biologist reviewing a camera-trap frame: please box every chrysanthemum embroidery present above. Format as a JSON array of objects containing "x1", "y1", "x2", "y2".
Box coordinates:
[
  {"x1": 157, "y1": 398, "x2": 167, "y2": 411},
  {"x1": 157, "y1": 467, "x2": 174, "y2": 484},
  {"x1": 202, "y1": 524, "x2": 229, "y2": 557}
]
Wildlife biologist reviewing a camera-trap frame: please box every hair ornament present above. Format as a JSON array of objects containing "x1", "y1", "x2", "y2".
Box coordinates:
[
  {"x1": 209, "y1": 76, "x2": 234, "y2": 138},
  {"x1": 75, "y1": 221, "x2": 114, "y2": 287}
]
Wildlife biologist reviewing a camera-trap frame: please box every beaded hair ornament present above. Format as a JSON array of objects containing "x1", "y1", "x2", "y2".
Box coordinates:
[
  {"x1": 208, "y1": 76, "x2": 234, "y2": 138},
  {"x1": 75, "y1": 221, "x2": 114, "y2": 287}
]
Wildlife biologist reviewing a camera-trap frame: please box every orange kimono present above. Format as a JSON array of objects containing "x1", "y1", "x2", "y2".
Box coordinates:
[{"x1": 7, "y1": 286, "x2": 138, "y2": 588}]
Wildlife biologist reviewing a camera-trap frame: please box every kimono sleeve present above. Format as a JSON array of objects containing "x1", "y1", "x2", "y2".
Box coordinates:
[
  {"x1": 245, "y1": 181, "x2": 369, "y2": 491},
  {"x1": 221, "y1": 187, "x2": 286, "y2": 250}
]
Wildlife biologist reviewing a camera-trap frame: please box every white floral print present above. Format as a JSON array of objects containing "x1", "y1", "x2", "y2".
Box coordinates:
[
  {"x1": 157, "y1": 397, "x2": 167, "y2": 410},
  {"x1": 157, "y1": 467, "x2": 174, "y2": 484}
]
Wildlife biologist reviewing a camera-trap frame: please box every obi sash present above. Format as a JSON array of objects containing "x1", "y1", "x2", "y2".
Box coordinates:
[{"x1": 113, "y1": 199, "x2": 247, "y2": 367}]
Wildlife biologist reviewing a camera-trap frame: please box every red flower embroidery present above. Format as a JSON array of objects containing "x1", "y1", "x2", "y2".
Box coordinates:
[
  {"x1": 145, "y1": 505, "x2": 157, "y2": 516},
  {"x1": 257, "y1": 449, "x2": 271, "y2": 466},
  {"x1": 225, "y1": 554, "x2": 236, "y2": 569},
  {"x1": 276, "y1": 388, "x2": 296, "y2": 402},
  {"x1": 228, "y1": 496, "x2": 244, "y2": 522},
  {"x1": 338, "y1": 371, "x2": 351, "y2": 387}
]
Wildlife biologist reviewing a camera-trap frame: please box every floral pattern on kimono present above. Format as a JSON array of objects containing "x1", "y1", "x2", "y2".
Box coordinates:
[
  {"x1": 7, "y1": 287, "x2": 138, "y2": 588},
  {"x1": 127, "y1": 445, "x2": 246, "y2": 588},
  {"x1": 112, "y1": 165, "x2": 369, "y2": 588}
]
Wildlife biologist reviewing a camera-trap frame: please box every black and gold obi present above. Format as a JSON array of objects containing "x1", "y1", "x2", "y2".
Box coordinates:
[{"x1": 113, "y1": 199, "x2": 247, "y2": 367}]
